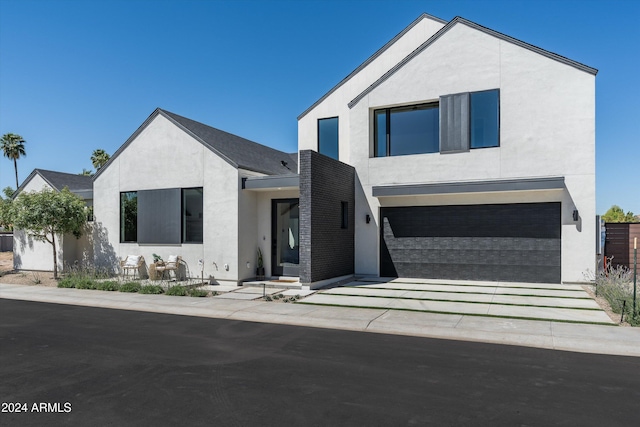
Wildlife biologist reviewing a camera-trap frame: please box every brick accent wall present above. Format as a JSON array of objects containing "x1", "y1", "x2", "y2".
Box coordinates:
[{"x1": 299, "y1": 150, "x2": 355, "y2": 284}]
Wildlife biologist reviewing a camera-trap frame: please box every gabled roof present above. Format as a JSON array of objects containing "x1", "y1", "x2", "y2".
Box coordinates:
[
  {"x1": 16, "y1": 169, "x2": 93, "y2": 199},
  {"x1": 94, "y1": 108, "x2": 297, "y2": 179},
  {"x1": 297, "y1": 13, "x2": 447, "y2": 120},
  {"x1": 348, "y1": 16, "x2": 598, "y2": 109}
]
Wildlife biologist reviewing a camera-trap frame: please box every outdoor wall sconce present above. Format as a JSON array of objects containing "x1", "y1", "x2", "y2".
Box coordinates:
[
  {"x1": 246, "y1": 262, "x2": 251, "y2": 269},
  {"x1": 366, "y1": 214, "x2": 371, "y2": 224},
  {"x1": 573, "y1": 209, "x2": 579, "y2": 221}
]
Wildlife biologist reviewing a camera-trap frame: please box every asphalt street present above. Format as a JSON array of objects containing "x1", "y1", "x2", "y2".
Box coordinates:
[{"x1": 1, "y1": 299, "x2": 638, "y2": 426}]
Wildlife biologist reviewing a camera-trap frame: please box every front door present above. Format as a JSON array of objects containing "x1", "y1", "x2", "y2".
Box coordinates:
[{"x1": 271, "y1": 199, "x2": 300, "y2": 277}]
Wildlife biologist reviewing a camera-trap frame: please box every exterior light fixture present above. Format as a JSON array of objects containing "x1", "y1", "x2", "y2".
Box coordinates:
[
  {"x1": 573, "y1": 210, "x2": 579, "y2": 221},
  {"x1": 366, "y1": 214, "x2": 371, "y2": 224}
]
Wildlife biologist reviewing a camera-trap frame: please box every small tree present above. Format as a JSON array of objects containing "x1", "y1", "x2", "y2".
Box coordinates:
[
  {"x1": 11, "y1": 188, "x2": 88, "y2": 279},
  {"x1": 602, "y1": 205, "x2": 638, "y2": 223}
]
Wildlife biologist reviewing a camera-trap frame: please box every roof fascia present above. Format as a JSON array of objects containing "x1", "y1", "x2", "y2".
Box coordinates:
[
  {"x1": 92, "y1": 108, "x2": 163, "y2": 181},
  {"x1": 12, "y1": 169, "x2": 45, "y2": 199},
  {"x1": 348, "y1": 17, "x2": 598, "y2": 109},
  {"x1": 92, "y1": 108, "x2": 240, "y2": 181},
  {"x1": 297, "y1": 13, "x2": 447, "y2": 121}
]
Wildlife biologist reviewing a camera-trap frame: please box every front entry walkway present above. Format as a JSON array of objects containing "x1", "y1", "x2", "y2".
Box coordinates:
[{"x1": 298, "y1": 278, "x2": 615, "y2": 325}]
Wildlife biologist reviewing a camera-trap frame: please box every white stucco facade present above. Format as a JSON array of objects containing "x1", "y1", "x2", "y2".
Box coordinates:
[
  {"x1": 92, "y1": 111, "x2": 298, "y2": 285},
  {"x1": 298, "y1": 17, "x2": 596, "y2": 283},
  {"x1": 13, "y1": 172, "x2": 93, "y2": 272}
]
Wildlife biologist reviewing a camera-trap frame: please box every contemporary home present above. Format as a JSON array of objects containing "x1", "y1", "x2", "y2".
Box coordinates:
[
  {"x1": 12, "y1": 169, "x2": 93, "y2": 271},
  {"x1": 13, "y1": 13, "x2": 597, "y2": 288},
  {"x1": 91, "y1": 108, "x2": 299, "y2": 283},
  {"x1": 298, "y1": 13, "x2": 596, "y2": 285}
]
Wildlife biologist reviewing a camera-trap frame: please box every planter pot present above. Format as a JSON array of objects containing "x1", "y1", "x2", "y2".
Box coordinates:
[{"x1": 256, "y1": 267, "x2": 265, "y2": 281}]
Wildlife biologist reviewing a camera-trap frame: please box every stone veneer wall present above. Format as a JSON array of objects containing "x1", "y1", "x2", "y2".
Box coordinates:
[{"x1": 299, "y1": 150, "x2": 355, "y2": 284}]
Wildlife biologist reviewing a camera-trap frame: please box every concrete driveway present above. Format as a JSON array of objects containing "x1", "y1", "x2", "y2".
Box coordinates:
[{"x1": 299, "y1": 278, "x2": 615, "y2": 325}]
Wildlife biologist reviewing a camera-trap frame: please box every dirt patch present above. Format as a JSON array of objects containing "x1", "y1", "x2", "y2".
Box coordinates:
[
  {"x1": 0, "y1": 251, "x2": 12, "y2": 272},
  {"x1": 0, "y1": 252, "x2": 59, "y2": 287}
]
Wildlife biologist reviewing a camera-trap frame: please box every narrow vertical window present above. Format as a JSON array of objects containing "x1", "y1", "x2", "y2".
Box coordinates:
[
  {"x1": 182, "y1": 188, "x2": 203, "y2": 243},
  {"x1": 470, "y1": 89, "x2": 499, "y2": 148},
  {"x1": 120, "y1": 191, "x2": 137, "y2": 242},
  {"x1": 341, "y1": 201, "x2": 348, "y2": 229},
  {"x1": 318, "y1": 117, "x2": 339, "y2": 160}
]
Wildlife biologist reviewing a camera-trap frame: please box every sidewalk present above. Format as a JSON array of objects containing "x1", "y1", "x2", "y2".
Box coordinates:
[{"x1": 1, "y1": 283, "x2": 639, "y2": 357}]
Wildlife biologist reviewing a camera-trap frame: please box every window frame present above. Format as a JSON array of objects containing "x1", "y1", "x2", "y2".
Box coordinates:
[
  {"x1": 373, "y1": 101, "x2": 440, "y2": 157},
  {"x1": 181, "y1": 187, "x2": 204, "y2": 244},
  {"x1": 317, "y1": 116, "x2": 339, "y2": 160},
  {"x1": 120, "y1": 191, "x2": 138, "y2": 243},
  {"x1": 469, "y1": 89, "x2": 500, "y2": 149}
]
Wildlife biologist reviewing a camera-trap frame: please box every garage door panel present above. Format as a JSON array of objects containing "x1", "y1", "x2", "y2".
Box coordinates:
[{"x1": 380, "y1": 203, "x2": 561, "y2": 283}]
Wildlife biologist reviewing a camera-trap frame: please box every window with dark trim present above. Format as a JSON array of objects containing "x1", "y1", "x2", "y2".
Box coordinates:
[
  {"x1": 341, "y1": 201, "x2": 348, "y2": 229},
  {"x1": 182, "y1": 188, "x2": 203, "y2": 243},
  {"x1": 120, "y1": 191, "x2": 138, "y2": 242},
  {"x1": 318, "y1": 117, "x2": 339, "y2": 160},
  {"x1": 470, "y1": 89, "x2": 499, "y2": 148},
  {"x1": 119, "y1": 187, "x2": 203, "y2": 244},
  {"x1": 374, "y1": 89, "x2": 500, "y2": 157},
  {"x1": 374, "y1": 102, "x2": 439, "y2": 157},
  {"x1": 441, "y1": 89, "x2": 500, "y2": 153}
]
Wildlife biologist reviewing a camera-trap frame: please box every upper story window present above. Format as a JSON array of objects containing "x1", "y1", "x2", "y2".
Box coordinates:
[
  {"x1": 318, "y1": 117, "x2": 339, "y2": 160},
  {"x1": 470, "y1": 90, "x2": 499, "y2": 148},
  {"x1": 374, "y1": 89, "x2": 500, "y2": 157},
  {"x1": 374, "y1": 102, "x2": 439, "y2": 157}
]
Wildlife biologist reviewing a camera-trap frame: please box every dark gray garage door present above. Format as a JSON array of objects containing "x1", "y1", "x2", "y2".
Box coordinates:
[{"x1": 380, "y1": 202, "x2": 561, "y2": 283}]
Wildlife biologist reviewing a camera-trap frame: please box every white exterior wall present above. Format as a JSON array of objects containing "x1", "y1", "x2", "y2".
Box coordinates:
[
  {"x1": 93, "y1": 114, "x2": 244, "y2": 284},
  {"x1": 300, "y1": 22, "x2": 596, "y2": 283},
  {"x1": 252, "y1": 189, "x2": 300, "y2": 278},
  {"x1": 12, "y1": 175, "x2": 61, "y2": 271},
  {"x1": 298, "y1": 15, "x2": 445, "y2": 164}
]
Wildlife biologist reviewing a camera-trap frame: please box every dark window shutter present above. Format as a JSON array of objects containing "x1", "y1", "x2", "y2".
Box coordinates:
[
  {"x1": 440, "y1": 93, "x2": 470, "y2": 153},
  {"x1": 137, "y1": 188, "x2": 181, "y2": 244}
]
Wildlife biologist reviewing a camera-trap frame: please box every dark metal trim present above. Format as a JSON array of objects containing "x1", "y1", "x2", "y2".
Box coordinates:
[
  {"x1": 349, "y1": 17, "x2": 597, "y2": 109},
  {"x1": 372, "y1": 177, "x2": 565, "y2": 197},
  {"x1": 297, "y1": 13, "x2": 447, "y2": 120},
  {"x1": 242, "y1": 175, "x2": 300, "y2": 190}
]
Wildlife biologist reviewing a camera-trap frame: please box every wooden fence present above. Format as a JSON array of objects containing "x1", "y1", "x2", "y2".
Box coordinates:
[
  {"x1": 605, "y1": 223, "x2": 640, "y2": 270},
  {"x1": 0, "y1": 232, "x2": 12, "y2": 252}
]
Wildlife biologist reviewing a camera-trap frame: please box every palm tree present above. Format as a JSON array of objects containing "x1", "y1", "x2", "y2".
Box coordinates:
[
  {"x1": 0, "y1": 133, "x2": 27, "y2": 189},
  {"x1": 79, "y1": 168, "x2": 93, "y2": 176},
  {"x1": 91, "y1": 149, "x2": 110, "y2": 170}
]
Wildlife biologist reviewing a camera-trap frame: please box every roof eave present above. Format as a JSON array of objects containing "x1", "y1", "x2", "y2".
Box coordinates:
[{"x1": 348, "y1": 16, "x2": 598, "y2": 109}]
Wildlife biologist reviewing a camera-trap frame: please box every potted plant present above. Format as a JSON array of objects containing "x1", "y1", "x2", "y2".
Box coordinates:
[
  {"x1": 152, "y1": 253, "x2": 163, "y2": 264},
  {"x1": 256, "y1": 248, "x2": 265, "y2": 280}
]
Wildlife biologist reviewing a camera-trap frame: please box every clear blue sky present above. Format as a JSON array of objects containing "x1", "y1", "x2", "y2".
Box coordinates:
[{"x1": 1, "y1": 0, "x2": 638, "y2": 214}]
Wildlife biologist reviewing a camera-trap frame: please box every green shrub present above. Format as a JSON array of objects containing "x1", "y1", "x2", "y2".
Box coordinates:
[
  {"x1": 188, "y1": 288, "x2": 207, "y2": 297},
  {"x1": 586, "y1": 264, "x2": 639, "y2": 326},
  {"x1": 95, "y1": 281, "x2": 120, "y2": 291},
  {"x1": 74, "y1": 278, "x2": 97, "y2": 289},
  {"x1": 166, "y1": 285, "x2": 187, "y2": 296},
  {"x1": 119, "y1": 282, "x2": 141, "y2": 293},
  {"x1": 57, "y1": 278, "x2": 75, "y2": 288},
  {"x1": 140, "y1": 284, "x2": 165, "y2": 295}
]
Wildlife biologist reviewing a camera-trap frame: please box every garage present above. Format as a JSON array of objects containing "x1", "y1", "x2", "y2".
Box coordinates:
[{"x1": 380, "y1": 202, "x2": 561, "y2": 283}]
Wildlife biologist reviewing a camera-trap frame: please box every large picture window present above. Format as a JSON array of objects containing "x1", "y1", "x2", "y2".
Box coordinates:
[
  {"x1": 119, "y1": 187, "x2": 203, "y2": 244},
  {"x1": 374, "y1": 102, "x2": 439, "y2": 157},
  {"x1": 318, "y1": 117, "x2": 339, "y2": 160},
  {"x1": 374, "y1": 89, "x2": 500, "y2": 157}
]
